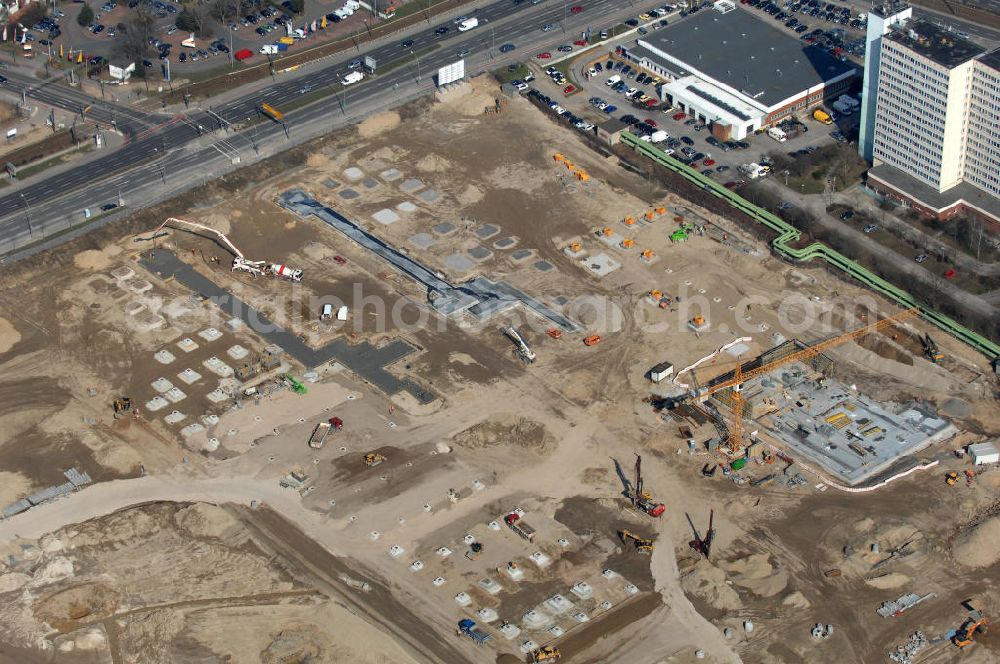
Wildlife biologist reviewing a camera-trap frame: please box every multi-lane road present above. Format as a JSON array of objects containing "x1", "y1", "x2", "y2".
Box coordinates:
[{"x1": 0, "y1": 0, "x2": 658, "y2": 254}]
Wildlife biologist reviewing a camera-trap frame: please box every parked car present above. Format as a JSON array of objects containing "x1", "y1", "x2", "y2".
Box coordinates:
[
  {"x1": 863, "y1": 224, "x2": 878, "y2": 233},
  {"x1": 915, "y1": 254, "x2": 928, "y2": 263}
]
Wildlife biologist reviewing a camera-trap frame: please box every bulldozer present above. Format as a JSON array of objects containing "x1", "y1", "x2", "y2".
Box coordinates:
[
  {"x1": 531, "y1": 646, "x2": 561, "y2": 662},
  {"x1": 953, "y1": 608, "x2": 988, "y2": 648},
  {"x1": 618, "y1": 530, "x2": 654, "y2": 554},
  {"x1": 364, "y1": 453, "x2": 387, "y2": 467},
  {"x1": 112, "y1": 397, "x2": 132, "y2": 417}
]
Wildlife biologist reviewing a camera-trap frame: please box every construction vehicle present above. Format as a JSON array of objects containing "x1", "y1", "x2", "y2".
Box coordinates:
[
  {"x1": 531, "y1": 645, "x2": 561, "y2": 662},
  {"x1": 466, "y1": 542, "x2": 484, "y2": 560},
  {"x1": 953, "y1": 608, "x2": 988, "y2": 648},
  {"x1": 364, "y1": 453, "x2": 387, "y2": 467},
  {"x1": 504, "y1": 512, "x2": 536, "y2": 542},
  {"x1": 685, "y1": 307, "x2": 920, "y2": 454},
  {"x1": 309, "y1": 422, "x2": 332, "y2": 449},
  {"x1": 618, "y1": 529, "x2": 654, "y2": 554},
  {"x1": 812, "y1": 108, "x2": 833, "y2": 124},
  {"x1": 502, "y1": 326, "x2": 536, "y2": 363},
  {"x1": 628, "y1": 455, "x2": 666, "y2": 517},
  {"x1": 946, "y1": 471, "x2": 959, "y2": 486},
  {"x1": 112, "y1": 397, "x2": 132, "y2": 417},
  {"x1": 284, "y1": 375, "x2": 307, "y2": 394},
  {"x1": 687, "y1": 509, "x2": 715, "y2": 559},
  {"x1": 142, "y1": 218, "x2": 304, "y2": 282},
  {"x1": 584, "y1": 334, "x2": 601, "y2": 346},
  {"x1": 457, "y1": 619, "x2": 491, "y2": 645},
  {"x1": 922, "y1": 333, "x2": 944, "y2": 363},
  {"x1": 547, "y1": 328, "x2": 563, "y2": 339},
  {"x1": 259, "y1": 102, "x2": 284, "y2": 123}
]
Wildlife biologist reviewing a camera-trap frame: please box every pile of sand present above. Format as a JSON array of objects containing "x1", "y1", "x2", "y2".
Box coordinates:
[
  {"x1": 781, "y1": 591, "x2": 811, "y2": 609},
  {"x1": 0, "y1": 470, "x2": 30, "y2": 507},
  {"x1": 72, "y1": 250, "x2": 112, "y2": 271},
  {"x1": 953, "y1": 515, "x2": 1000, "y2": 569},
  {"x1": 720, "y1": 553, "x2": 788, "y2": 598},
  {"x1": 451, "y1": 415, "x2": 551, "y2": 452},
  {"x1": 414, "y1": 154, "x2": 451, "y2": 173},
  {"x1": 0, "y1": 317, "x2": 20, "y2": 354},
  {"x1": 680, "y1": 561, "x2": 742, "y2": 611},
  {"x1": 173, "y1": 504, "x2": 243, "y2": 542},
  {"x1": 865, "y1": 572, "x2": 910, "y2": 589},
  {"x1": 358, "y1": 111, "x2": 400, "y2": 139}
]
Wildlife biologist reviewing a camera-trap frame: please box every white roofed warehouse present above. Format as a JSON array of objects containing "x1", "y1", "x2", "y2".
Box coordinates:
[{"x1": 619, "y1": 0, "x2": 856, "y2": 140}]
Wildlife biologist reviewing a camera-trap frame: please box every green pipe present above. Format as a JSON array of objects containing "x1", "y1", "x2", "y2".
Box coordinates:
[{"x1": 620, "y1": 132, "x2": 1000, "y2": 361}]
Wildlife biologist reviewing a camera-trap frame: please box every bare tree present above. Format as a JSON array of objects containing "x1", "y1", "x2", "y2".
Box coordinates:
[{"x1": 117, "y1": 5, "x2": 156, "y2": 64}]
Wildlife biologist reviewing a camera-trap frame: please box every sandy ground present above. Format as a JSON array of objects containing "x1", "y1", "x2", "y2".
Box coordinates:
[{"x1": 0, "y1": 74, "x2": 998, "y2": 664}]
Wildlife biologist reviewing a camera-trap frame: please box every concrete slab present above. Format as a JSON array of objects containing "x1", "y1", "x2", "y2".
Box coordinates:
[
  {"x1": 362, "y1": 178, "x2": 380, "y2": 190},
  {"x1": 339, "y1": 188, "x2": 360, "y2": 200},
  {"x1": 417, "y1": 188, "x2": 441, "y2": 204},
  {"x1": 493, "y1": 236, "x2": 517, "y2": 250},
  {"x1": 198, "y1": 327, "x2": 223, "y2": 342},
  {"x1": 323, "y1": 179, "x2": 340, "y2": 189},
  {"x1": 408, "y1": 233, "x2": 436, "y2": 249},
  {"x1": 176, "y1": 338, "x2": 199, "y2": 353},
  {"x1": 164, "y1": 387, "x2": 187, "y2": 403},
  {"x1": 511, "y1": 249, "x2": 535, "y2": 263},
  {"x1": 145, "y1": 396, "x2": 169, "y2": 412},
  {"x1": 582, "y1": 253, "x2": 621, "y2": 278},
  {"x1": 432, "y1": 222, "x2": 457, "y2": 236},
  {"x1": 444, "y1": 253, "x2": 475, "y2": 272},
  {"x1": 379, "y1": 168, "x2": 403, "y2": 182},
  {"x1": 227, "y1": 344, "x2": 249, "y2": 360},
  {"x1": 400, "y1": 178, "x2": 425, "y2": 193},
  {"x1": 111, "y1": 266, "x2": 135, "y2": 281},
  {"x1": 373, "y1": 209, "x2": 401, "y2": 225},
  {"x1": 396, "y1": 201, "x2": 418, "y2": 213},
  {"x1": 152, "y1": 377, "x2": 174, "y2": 393},
  {"x1": 467, "y1": 246, "x2": 493, "y2": 262},
  {"x1": 177, "y1": 368, "x2": 202, "y2": 385},
  {"x1": 164, "y1": 410, "x2": 186, "y2": 425},
  {"x1": 343, "y1": 166, "x2": 365, "y2": 181},
  {"x1": 533, "y1": 261, "x2": 555, "y2": 272},
  {"x1": 154, "y1": 350, "x2": 176, "y2": 364},
  {"x1": 475, "y1": 224, "x2": 501, "y2": 240}
]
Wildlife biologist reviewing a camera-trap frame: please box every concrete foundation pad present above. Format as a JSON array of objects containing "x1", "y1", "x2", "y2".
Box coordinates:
[
  {"x1": 408, "y1": 233, "x2": 436, "y2": 249},
  {"x1": 135, "y1": 314, "x2": 165, "y2": 332},
  {"x1": 339, "y1": 188, "x2": 360, "y2": 200},
  {"x1": 176, "y1": 338, "x2": 199, "y2": 353},
  {"x1": 400, "y1": 178, "x2": 425, "y2": 193},
  {"x1": 146, "y1": 396, "x2": 169, "y2": 412},
  {"x1": 444, "y1": 253, "x2": 475, "y2": 272},
  {"x1": 206, "y1": 389, "x2": 230, "y2": 404},
  {"x1": 128, "y1": 280, "x2": 153, "y2": 294},
  {"x1": 475, "y1": 224, "x2": 501, "y2": 240},
  {"x1": 373, "y1": 209, "x2": 401, "y2": 225},
  {"x1": 432, "y1": 222, "x2": 457, "y2": 236},
  {"x1": 343, "y1": 166, "x2": 365, "y2": 181},
  {"x1": 598, "y1": 232, "x2": 625, "y2": 247},
  {"x1": 380, "y1": 168, "x2": 403, "y2": 182},
  {"x1": 564, "y1": 246, "x2": 587, "y2": 259},
  {"x1": 164, "y1": 410, "x2": 186, "y2": 425},
  {"x1": 362, "y1": 178, "x2": 380, "y2": 190},
  {"x1": 581, "y1": 253, "x2": 621, "y2": 278},
  {"x1": 417, "y1": 189, "x2": 441, "y2": 204},
  {"x1": 154, "y1": 350, "x2": 176, "y2": 364},
  {"x1": 152, "y1": 377, "x2": 174, "y2": 393},
  {"x1": 396, "y1": 201, "x2": 418, "y2": 213},
  {"x1": 467, "y1": 246, "x2": 493, "y2": 262},
  {"x1": 227, "y1": 344, "x2": 249, "y2": 360},
  {"x1": 198, "y1": 327, "x2": 223, "y2": 342},
  {"x1": 111, "y1": 266, "x2": 135, "y2": 281},
  {"x1": 203, "y1": 357, "x2": 234, "y2": 377},
  {"x1": 323, "y1": 179, "x2": 340, "y2": 189},
  {"x1": 180, "y1": 422, "x2": 204, "y2": 437},
  {"x1": 493, "y1": 236, "x2": 517, "y2": 250},
  {"x1": 511, "y1": 249, "x2": 535, "y2": 263},
  {"x1": 124, "y1": 301, "x2": 146, "y2": 317},
  {"x1": 177, "y1": 368, "x2": 202, "y2": 384},
  {"x1": 164, "y1": 387, "x2": 187, "y2": 403},
  {"x1": 533, "y1": 260, "x2": 555, "y2": 272}
]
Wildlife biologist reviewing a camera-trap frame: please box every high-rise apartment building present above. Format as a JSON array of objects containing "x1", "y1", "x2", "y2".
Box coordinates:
[
  {"x1": 862, "y1": 15, "x2": 1000, "y2": 226},
  {"x1": 859, "y1": 1, "x2": 912, "y2": 162}
]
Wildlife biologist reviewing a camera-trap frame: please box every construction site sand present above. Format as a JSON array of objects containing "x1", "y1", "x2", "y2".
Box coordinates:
[
  {"x1": 0, "y1": 470, "x2": 32, "y2": 508},
  {"x1": 865, "y1": 572, "x2": 911, "y2": 589},
  {"x1": 680, "y1": 560, "x2": 743, "y2": 611},
  {"x1": 0, "y1": 317, "x2": 21, "y2": 354},
  {"x1": 72, "y1": 249, "x2": 112, "y2": 271},
  {"x1": 414, "y1": 153, "x2": 452, "y2": 173},
  {"x1": 357, "y1": 110, "x2": 401, "y2": 139},
  {"x1": 953, "y1": 515, "x2": 1000, "y2": 568},
  {"x1": 719, "y1": 553, "x2": 788, "y2": 598}
]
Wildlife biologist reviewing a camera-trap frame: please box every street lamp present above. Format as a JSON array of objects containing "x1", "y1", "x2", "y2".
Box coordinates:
[{"x1": 19, "y1": 193, "x2": 33, "y2": 239}]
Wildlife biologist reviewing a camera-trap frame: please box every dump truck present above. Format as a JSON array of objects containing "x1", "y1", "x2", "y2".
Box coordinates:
[
  {"x1": 309, "y1": 422, "x2": 331, "y2": 449},
  {"x1": 457, "y1": 619, "x2": 491, "y2": 645},
  {"x1": 504, "y1": 512, "x2": 536, "y2": 542},
  {"x1": 812, "y1": 108, "x2": 833, "y2": 124}
]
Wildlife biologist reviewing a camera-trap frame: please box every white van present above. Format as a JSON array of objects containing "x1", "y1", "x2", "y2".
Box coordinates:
[
  {"x1": 320, "y1": 303, "x2": 334, "y2": 321},
  {"x1": 341, "y1": 71, "x2": 364, "y2": 86},
  {"x1": 605, "y1": 74, "x2": 621, "y2": 86},
  {"x1": 458, "y1": 17, "x2": 479, "y2": 31},
  {"x1": 767, "y1": 127, "x2": 787, "y2": 143}
]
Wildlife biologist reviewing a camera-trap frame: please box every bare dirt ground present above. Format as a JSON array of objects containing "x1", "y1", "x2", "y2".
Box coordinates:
[{"x1": 0, "y1": 75, "x2": 998, "y2": 664}]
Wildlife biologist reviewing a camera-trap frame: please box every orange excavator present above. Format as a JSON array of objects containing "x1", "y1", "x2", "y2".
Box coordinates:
[{"x1": 953, "y1": 608, "x2": 988, "y2": 648}]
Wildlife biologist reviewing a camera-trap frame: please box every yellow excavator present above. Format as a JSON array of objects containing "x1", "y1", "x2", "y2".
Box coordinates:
[
  {"x1": 618, "y1": 530, "x2": 655, "y2": 554},
  {"x1": 364, "y1": 453, "x2": 386, "y2": 467},
  {"x1": 531, "y1": 646, "x2": 561, "y2": 662},
  {"x1": 112, "y1": 397, "x2": 132, "y2": 417}
]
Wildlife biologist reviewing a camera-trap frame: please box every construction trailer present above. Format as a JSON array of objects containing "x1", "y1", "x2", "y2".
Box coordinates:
[
  {"x1": 648, "y1": 360, "x2": 674, "y2": 383},
  {"x1": 968, "y1": 442, "x2": 999, "y2": 466}
]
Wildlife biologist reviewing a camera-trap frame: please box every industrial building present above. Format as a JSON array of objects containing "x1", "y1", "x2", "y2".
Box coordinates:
[
  {"x1": 860, "y1": 5, "x2": 1000, "y2": 227},
  {"x1": 620, "y1": 0, "x2": 855, "y2": 140}
]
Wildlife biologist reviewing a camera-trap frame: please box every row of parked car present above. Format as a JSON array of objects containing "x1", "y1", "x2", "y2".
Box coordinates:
[{"x1": 527, "y1": 88, "x2": 596, "y2": 133}]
